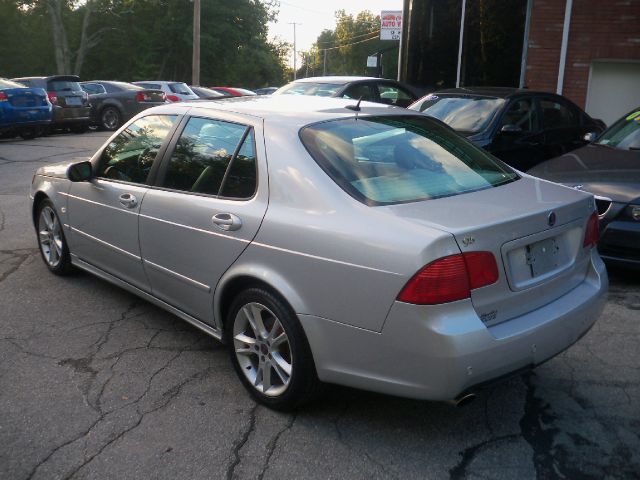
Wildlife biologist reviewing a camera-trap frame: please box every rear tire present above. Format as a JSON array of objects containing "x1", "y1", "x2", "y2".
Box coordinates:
[
  {"x1": 225, "y1": 287, "x2": 322, "y2": 411},
  {"x1": 100, "y1": 107, "x2": 122, "y2": 131},
  {"x1": 35, "y1": 199, "x2": 74, "y2": 275}
]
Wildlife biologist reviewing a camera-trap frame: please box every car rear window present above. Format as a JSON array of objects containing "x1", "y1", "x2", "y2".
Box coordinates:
[
  {"x1": 0, "y1": 79, "x2": 27, "y2": 89},
  {"x1": 300, "y1": 115, "x2": 518, "y2": 206},
  {"x1": 412, "y1": 95, "x2": 505, "y2": 133},
  {"x1": 168, "y1": 82, "x2": 193, "y2": 95},
  {"x1": 275, "y1": 82, "x2": 343, "y2": 97},
  {"x1": 48, "y1": 80, "x2": 82, "y2": 92}
]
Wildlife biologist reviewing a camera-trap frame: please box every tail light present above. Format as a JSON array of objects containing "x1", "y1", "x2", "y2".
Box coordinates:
[
  {"x1": 135, "y1": 92, "x2": 149, "y2": 102},
  {"x1": 397, "y1": 252, "x2": 499, "y2": 305},
  {"x1": 583, "y1": 212, "x2": 599, "y2": 248},
  {"x1": 47, "y1": 92, "x2": 57, "y2": 104},
  {"x1": 166, "y1": 94, "x2": 181, "y2": 102},
  {"x1": 0, "y1": 92, "x2": 7, "y2": 102}
]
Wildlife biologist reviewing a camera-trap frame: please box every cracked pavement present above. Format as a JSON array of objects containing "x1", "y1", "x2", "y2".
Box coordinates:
[{"x1": 1, "y1": 132, "x2": 639, "y2": 479}]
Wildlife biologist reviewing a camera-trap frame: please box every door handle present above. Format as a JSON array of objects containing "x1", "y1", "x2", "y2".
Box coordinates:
[
  {"x1": 118, "y1": 193, "x2": 138, "y2": 208},
  {"x1": 212, "y1": 212, "x2": 242, "y2": 231}
]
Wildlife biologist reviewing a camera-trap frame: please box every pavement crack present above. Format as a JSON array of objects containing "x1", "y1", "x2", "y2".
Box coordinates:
[
  {"x1": 449, "y1": 434, "x2": 521, "y2": 479},
  {"x1": 0, "y1": 248, "x2": 38, "y2": 284},
  {"x1": 257, "y1": 413, "x2": 297, "y2": 480},
  {"x1": 226, "y1": 403, "x2": 258, "y2": 480}
]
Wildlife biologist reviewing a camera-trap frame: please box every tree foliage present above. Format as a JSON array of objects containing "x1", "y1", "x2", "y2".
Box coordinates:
[
  {"x1": 299, "y1": 10, "x2": 399, "y2": 79},
  {"x1": 0, "y1": 0, "x2": 289, "y2": 88}
]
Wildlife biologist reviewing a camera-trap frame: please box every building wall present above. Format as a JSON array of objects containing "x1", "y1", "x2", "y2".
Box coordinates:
[{"x1": 525, "y1": 0, "x2": 640, "y2": 108}]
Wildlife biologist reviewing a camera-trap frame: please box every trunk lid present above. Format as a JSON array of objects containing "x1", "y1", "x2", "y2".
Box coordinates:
[
  {"x1": 5, "y1": 87, "x2": 48, "y2": 108},
  {"x1": 384, "y1": 175, "x2": 597, "y2": 326}
]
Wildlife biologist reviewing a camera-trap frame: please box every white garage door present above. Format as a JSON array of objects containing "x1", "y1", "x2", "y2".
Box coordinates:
[{"x1": 586, "y1": 61, "x2": 640, "y2": 126}]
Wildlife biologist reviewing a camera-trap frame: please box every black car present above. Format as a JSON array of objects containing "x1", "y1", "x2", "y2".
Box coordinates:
[
  {"x1": 273, "y1": 76, "x2": 419, "y2": 108},
  {"x1": 189, "y1": 86, "x2": 227, "y2": 100},
  {"x1": 529, "y1": 107, "x2": 640, "y2": 269},
  {"x1": 409, "y1": 87, "x2": 606, "y2": 171},
  {"x1": 80, "y1": 81, "x2": 166, "y2": 131},
  {"x1": 12, "y1": 75, "x2": 91, "y2": 133}
]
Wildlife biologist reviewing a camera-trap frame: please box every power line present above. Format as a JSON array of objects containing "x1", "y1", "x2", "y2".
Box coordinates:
[
  {"x1": 315, "y1": 29, "x2": 381, "y2": 46},
  {"x1": 316, "y1": 32, "x2": 380, "y2": 52}
]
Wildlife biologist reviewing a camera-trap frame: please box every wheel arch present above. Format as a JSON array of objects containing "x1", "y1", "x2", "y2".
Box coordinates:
[
  {"x1": 32, "y1": 191, "x2": 50, "y2": 227},
  {"x1": 214, "y1": 265, "x2": 308, "y2": 335}
]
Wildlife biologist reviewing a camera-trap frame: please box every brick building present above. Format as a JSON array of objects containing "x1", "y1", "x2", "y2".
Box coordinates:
[
  {"x1": 400, "y1": 0, "x2": 640, "y2": 125},
  {"x1": 524, "y1": 0, "x2": 640, "y2": 124}
]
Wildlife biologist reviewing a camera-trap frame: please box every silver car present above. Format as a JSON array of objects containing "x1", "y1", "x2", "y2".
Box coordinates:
[{"x1": 30, "y1": 96, "x2": 608, "y2": 410}]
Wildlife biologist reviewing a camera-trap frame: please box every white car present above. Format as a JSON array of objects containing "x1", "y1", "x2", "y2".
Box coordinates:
[{"x1": 133, "y1": 81, "x2": 199, "y2": 102}]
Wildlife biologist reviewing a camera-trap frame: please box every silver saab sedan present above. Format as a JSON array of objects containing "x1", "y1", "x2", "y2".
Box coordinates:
[{"x1": 30, "y1": 96, "x2": 608, "y2": 410}]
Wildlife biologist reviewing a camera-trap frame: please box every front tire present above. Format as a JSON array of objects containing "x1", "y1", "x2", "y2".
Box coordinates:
[
  {"x1": 226, "y1": 287, "x2": 321, "y2": 410},
  {"x1": 100, "y1": 107, "x2": 121, "y2": 131},
  {"x1": 36, "y1": 199, "x2": 73, "y2": 275}
]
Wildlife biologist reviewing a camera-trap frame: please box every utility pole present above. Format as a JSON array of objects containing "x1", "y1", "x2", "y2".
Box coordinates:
[
  {"x1": 192, "y1": 0, "x2": 200, "y2": 86},
  {"x1": 289, "y1": 22, "x2": 301, "y2": 80},
  {"x1": 323, "y1": 49, "x2": 327, "y2": 76},
  {"x1": 455, "y1": 0, "x2": 467, "y2": 88}
]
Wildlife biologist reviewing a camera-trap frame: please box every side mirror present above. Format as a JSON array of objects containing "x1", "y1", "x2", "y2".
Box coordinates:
[
  {"x1": 67, "y1": 161, "x2": 93, "y2": 182},
  {"x1": 500, "y1": 124, "x2": 523, "y2": 134},
  {"x1": 583, "y1": 131, "x2": 598, "y2": 143}
]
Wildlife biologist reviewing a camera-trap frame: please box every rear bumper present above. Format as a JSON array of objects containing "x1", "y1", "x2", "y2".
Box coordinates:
[
  {"x1": 598, "y1": 220, "x2": 640, "y2": 269},
  {"x1": 300, "y1": 250, "x2": 607, "y2": 401},
  {"x1": 52, "y1": 106, "x2": 91, "y2": 125}
]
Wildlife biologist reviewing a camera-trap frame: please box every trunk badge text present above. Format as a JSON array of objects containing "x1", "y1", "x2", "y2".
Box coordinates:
[{"x1": 462, "y1": 235, "x2": 475, "y2": 247}]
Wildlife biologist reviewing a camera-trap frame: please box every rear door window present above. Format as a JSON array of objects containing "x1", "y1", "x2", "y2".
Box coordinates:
[
  {"x1": 300, "y1": 115, "x2": 518, "y2": 205},
  {"x1": 539, "y1": 98, "x2": 576, "y2": 129},
  {"x1": 168, "y1": 83, "x2": 193, "y2": 95},
  {"x1": 97, "y1": 115, "x2": 178, "y2": 184},
  {"x1": 377, "y1": 84, "x2": 414, "y2": 107},
  {"x1": 341, "y1": 83, "x2": 375, "y2": 102},
  {"x1": 160, "y1": 117, "x2": 256, "y2": 198},
  {"x1": 82, "y1": 83, "x2": 106, "y2": 95}
]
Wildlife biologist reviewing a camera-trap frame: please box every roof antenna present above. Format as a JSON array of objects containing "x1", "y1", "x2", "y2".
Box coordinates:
[{"x1": 345, "y1": 96, "x2": 363, "y2": 112}]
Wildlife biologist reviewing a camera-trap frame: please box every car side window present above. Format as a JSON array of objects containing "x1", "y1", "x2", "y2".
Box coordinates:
[
  {"x1": 499, "y1": 99, "x2": 538, "y2": 133},
  {"x1": 342, "y1": 83, "x2": 375, "y2": 102},
  {"x1": 161, "y1": 117, "x2": 252, "y2": 197},
  {"x1": 377, "y1": 84, "x2": 413, "y2": 107},
  {"x1": 540, "y1": 98, "x2": 576, "y2": 129},
  {"x1": 96, "y1": 115, "x2": 177, "y2": 184},
  {"x1": 219, "y1": 131, "x2": 257, "y2": 199}
]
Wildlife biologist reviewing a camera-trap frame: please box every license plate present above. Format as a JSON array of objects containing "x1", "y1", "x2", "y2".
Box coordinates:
[
  {"x1": 65, "y1": 97, "x2": 82, "y2": 106},
  {"x1": 525, "y1": 237, "x2": 560, "y2": 277}
]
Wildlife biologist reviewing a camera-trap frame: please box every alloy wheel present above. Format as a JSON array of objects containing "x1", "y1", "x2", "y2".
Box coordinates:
[
  {"x1": 38, "y1": 205, "x2": 63, "y2": 268},
  {"x1": 233, "y1": 302, "x2": 292, "y2": 397}
]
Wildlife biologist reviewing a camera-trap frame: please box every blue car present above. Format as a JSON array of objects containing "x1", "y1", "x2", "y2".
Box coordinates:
[{"x1": 0, "y1": 78, "x2": 52, "y2": 139}]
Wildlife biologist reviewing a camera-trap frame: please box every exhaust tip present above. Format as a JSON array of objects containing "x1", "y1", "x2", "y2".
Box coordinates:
[{"x1": 450, "y1": 392, "x2": 477, "y2": 407}]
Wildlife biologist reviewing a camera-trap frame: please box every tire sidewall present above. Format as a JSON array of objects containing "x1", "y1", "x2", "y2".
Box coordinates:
[
  {"x1": 225, "y1": 287, "x2": 316, "y2": 410},
  {"x1": 101, "y1": 107, "x2": 121, "y2": 131},
  {"x1": 36, "y1": 199, "x2": 73, "y2": 275}
]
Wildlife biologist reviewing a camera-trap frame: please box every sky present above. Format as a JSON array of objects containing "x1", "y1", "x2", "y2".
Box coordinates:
[{"x1": 267, "y1": 0, "x2": 403, "y2": 66}]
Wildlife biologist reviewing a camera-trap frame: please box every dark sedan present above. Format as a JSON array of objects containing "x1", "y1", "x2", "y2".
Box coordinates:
[
  {"x1": 12, "y1": 75, "x2": 91, "y2": 133},
  {"x1": 409, "y1": 87, "x2": 605, "y2": 171},
  {"x1": 529, "y1": 108, "x2": 640, "y2": 269},
  {"x1": 273, "y1": 76, "x2": 418, "y2": 108},
  {"x1": 80, "y1": 81, "x2": 166, "y2": 131}
]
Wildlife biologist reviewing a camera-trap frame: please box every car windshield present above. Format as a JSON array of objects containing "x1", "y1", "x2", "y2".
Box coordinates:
[
  {"x1": 596, "y1": 109, "x2": 640, "y2": 150},
  {"x1": 169, "y1": 83, "x2": 194, "y2": 95},
  {"x1": 300, "y1": 115, "x2": 518, "y2": 205},
  {"x1": 275, "y1": 82, "x2": 343, "y2": 97},
  {"x1": 415, "y1": 95, "x2": 505, "y2": 133},
  {"x1": 48, "y1": 80, "x2": 82, "y2": 92},
  {"x1": 0, "y1": 79, "x2": 27, "y2": 89}
]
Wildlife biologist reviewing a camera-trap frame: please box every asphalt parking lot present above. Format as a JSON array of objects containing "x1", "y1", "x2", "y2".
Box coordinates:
[{"x1": 1, "y1": 132, "x2": 639, "y2": 480}]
